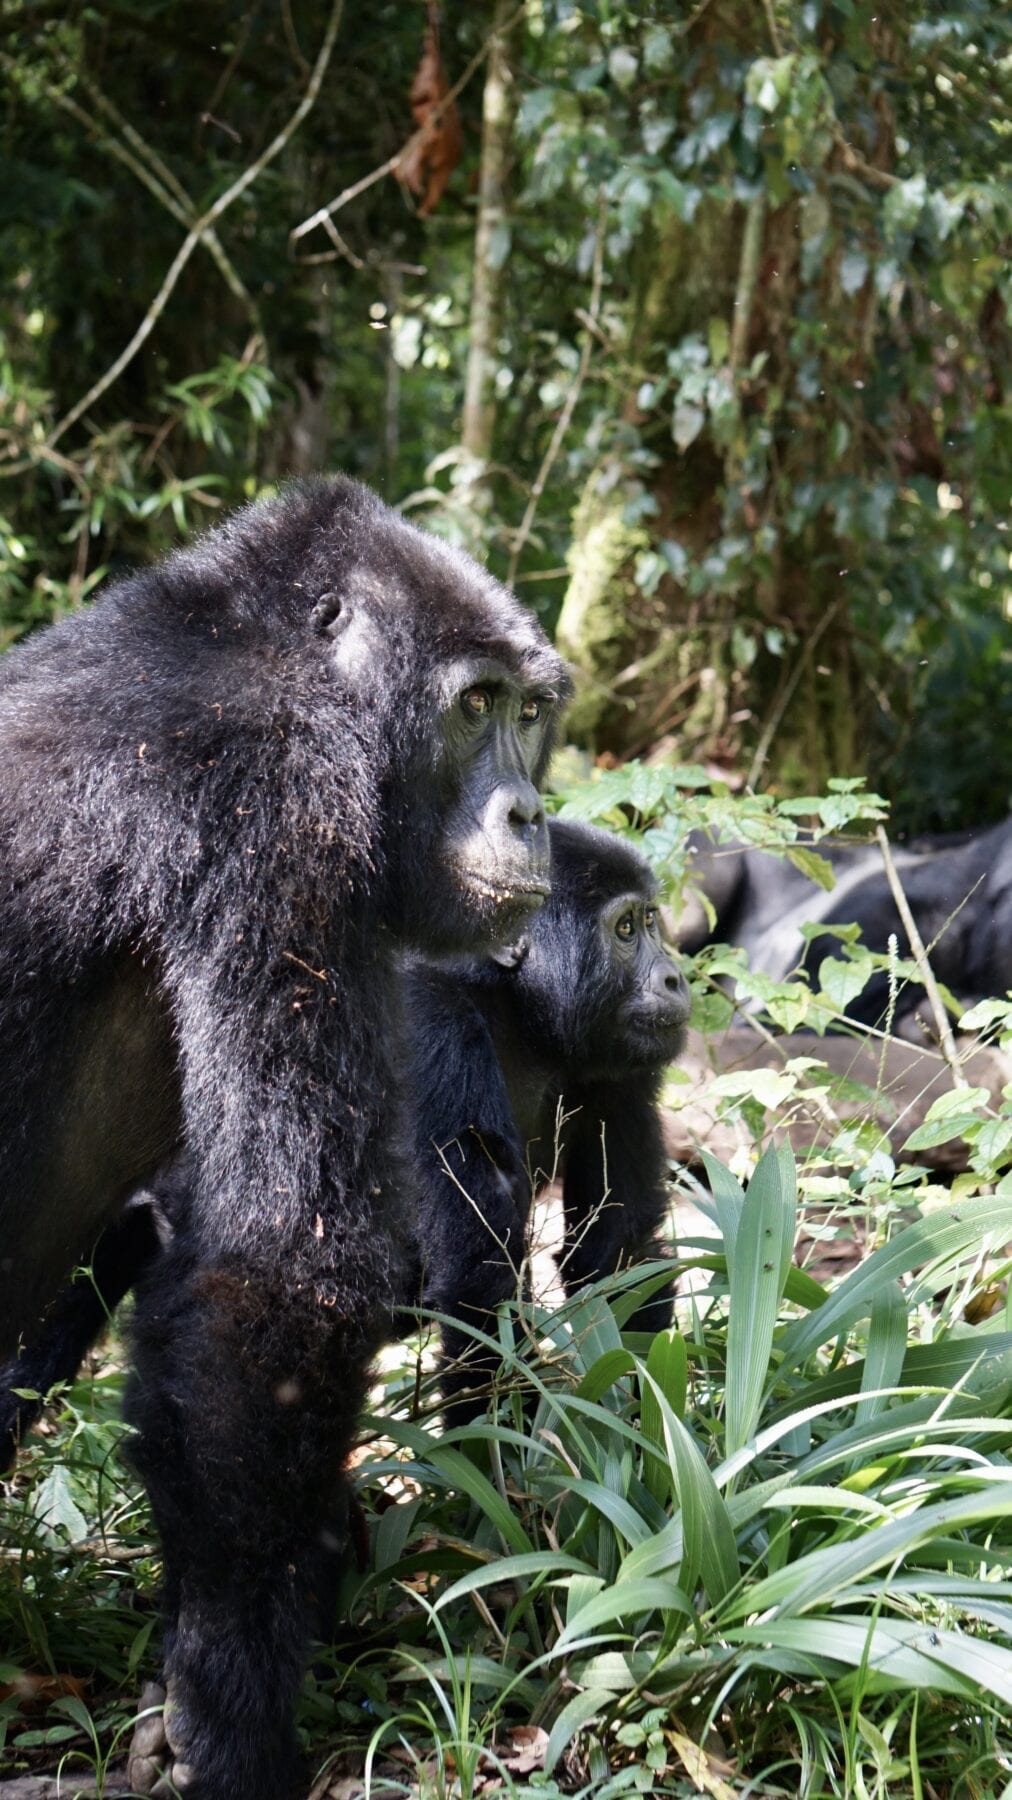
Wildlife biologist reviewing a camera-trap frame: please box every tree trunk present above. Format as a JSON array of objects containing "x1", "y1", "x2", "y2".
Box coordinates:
[
  {"x1": 558, "y1": 179, "x2": 870, "y2": 785},
  {"x1": 459, "y1": 0, "x2": 520, "y2": 509}
]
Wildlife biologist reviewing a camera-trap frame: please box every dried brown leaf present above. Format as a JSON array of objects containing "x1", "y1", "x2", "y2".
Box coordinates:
[
  {"x1": 394, "y1": 2, "x2": 462, "y2": 215},
  {"x1": 669, "y1": 1730, "x2": 737, "y2": 1799}
]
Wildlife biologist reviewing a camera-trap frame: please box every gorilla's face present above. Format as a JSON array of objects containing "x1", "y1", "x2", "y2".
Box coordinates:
[
  {"x1": 596, "y1": 889, "x2": 691, "y2": 1070},
  {"x1": 430, "y1": 659, "x2": 562, "y2": 947}
]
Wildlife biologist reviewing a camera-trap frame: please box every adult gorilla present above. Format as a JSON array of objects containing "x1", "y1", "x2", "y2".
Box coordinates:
[
  {"x1": 0, "y1": 476, "x2": 568, "y2": 1800},
  {"x1": 2, "y1": 822, "x2": 690, "y2": 1456}
]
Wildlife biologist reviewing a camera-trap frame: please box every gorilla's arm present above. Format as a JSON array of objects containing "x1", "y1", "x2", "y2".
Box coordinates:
[
  {"x1": 406, "y1": 968, "x2": 531, "y2": 1417},
  {"x1": 558, "y1": 1076, "x2": 674, "y2": 1333}
]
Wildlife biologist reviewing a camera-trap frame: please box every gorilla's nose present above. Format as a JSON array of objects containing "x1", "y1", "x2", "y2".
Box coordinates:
[
  {"x1": 652, "y1": 957, "x2": 691, "y2": 1022},
  {"x1": 506, "y1": 783, "x2": 546, "y2": 834}
]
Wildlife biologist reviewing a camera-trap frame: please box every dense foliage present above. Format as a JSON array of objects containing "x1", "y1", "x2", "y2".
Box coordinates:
[{"x1": 1, "y1": 0, "x2": 1009, "y2": 821}]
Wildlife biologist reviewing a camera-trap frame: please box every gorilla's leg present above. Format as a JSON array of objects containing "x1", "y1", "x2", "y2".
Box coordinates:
[{"x1": 124, "y1": 1224, "x2": 393, "y2": 1800}]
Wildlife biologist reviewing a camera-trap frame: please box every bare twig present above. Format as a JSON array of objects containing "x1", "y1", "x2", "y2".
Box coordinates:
[
  {"x1": 506, "y1": 201, "x2": 607, "y2": 588},
  {"x1": 761, "y1": 0, "x2": 784, "y2": 54},
  {"x1": 746, "y1": 597, "x2": 842, "y2": 791},
  {"x1": 729, "y1": 190, "x2": 766, "y2": 375},
  {"x1": 677, "y1": 0, "x2": 718, "y2": 35},
  {"x1": 42, "y1": 0, "x2": 344, "y2": 449},
  {"x1": 280, "y1": 0, "x2": 311, "y2": 77},
  {"x1": 290, "y1": 5, "x2": 526, "y2": 252},
  {"x1": 13, "y1": 65, "x2": 253, "y2": 310},
  {"x1": 0, "y1": 1775, "x2": 133, "y2": 1798},
  {"x1": 874, "y1": 826, "x2": 968, "y2": 1087},
  {"x1": 834, "y1": 130, "x2": 899, "y2": 191}
]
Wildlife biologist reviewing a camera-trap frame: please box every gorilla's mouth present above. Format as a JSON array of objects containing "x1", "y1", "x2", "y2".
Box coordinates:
[
  {"x1": 461, "y1": 871, "x2": 551, "y2": 909},
  {"x1": 628, "y1": 1011, "x2": 689, "y2": 1047}
]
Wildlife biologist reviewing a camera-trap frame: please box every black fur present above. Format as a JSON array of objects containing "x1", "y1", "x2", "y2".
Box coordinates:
[
  {"x1": 0, "y1": 476, "x2": 567, "y2": 1800},
  {"x1": 405, "y1": 819, "x2": 691, "y2": 1415},
  {"x1": 678, "y1": 820, "x2": 1012, "y2": 1033},
  {"x1": 2, "y1": 822, "x2": 689, "y2": 1451}
]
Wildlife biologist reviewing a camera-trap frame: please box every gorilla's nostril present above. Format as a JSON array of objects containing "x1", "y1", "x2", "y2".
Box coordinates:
[{"x1": 508, "y1": 787, "x2": 545, "y2": 830}]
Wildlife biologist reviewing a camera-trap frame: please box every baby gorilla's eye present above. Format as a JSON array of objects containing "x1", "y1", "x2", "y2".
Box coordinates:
[
  {"x1": 644, "y1": 906, "x2": 657, "y2": 930},
  {"x1": 615, "y1": 912, "x2": 636, "y2": 941},
  {"x1": 462, "y1": 687, "x2": 493, "y2": 717},
  {"x1": 519, "y1": 698, "x2": 542, "y2": 724}
]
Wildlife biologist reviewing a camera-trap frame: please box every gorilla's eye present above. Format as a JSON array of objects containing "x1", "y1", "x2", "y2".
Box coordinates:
[
  {"x1": 644, "y1": 906, "x2": 657, "y2": 930},
  {"x1": 462, "y1": 687, "x2": 493, "y2": 718},
  {"x1": 615, "y1": 912, "x2": 636, "y2": 941},
  {"x1": 519, "y1": 698, "x2": 542, "y2": 724}
]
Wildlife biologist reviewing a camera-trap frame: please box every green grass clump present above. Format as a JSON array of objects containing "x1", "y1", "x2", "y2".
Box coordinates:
[{"x1": 2, "y1": 1148, "x2": 1011, "y2": 1797}]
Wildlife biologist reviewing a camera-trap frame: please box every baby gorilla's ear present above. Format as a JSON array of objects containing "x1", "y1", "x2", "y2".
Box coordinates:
[{"x1": 489, "y1": 934, "x2": 530, "y2": 971}]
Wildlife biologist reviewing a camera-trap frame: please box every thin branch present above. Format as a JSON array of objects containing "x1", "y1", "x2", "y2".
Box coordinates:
[
  {"x1": 746, "y1": 597, "x2": 842, "y2": 791},
  {"x1": 729, "y1": 190, "x2": 766, "y2": 375},
  {"x1": 874, "y1": 827, "x2": 969, "y2": 1087},
  {"x1": 506, "y1": 201, "x2": 607, "y2": 588},
  {"x1": 289, "y1": 4, "x2": 527, "y2": 251},
  {"x1": 677, "y1": 0, "x2": 718, "y2": 35},
  {"x1": 14, "y1": 65, "x2": 253, "y2": 311},
  {"x1": 834, "y1": 129, "x2": 899, "y2": 191},
  {"x1": 761, "y1": 0, "x2": 784, "y2": 54},
  {"x1": 280, "y1": 0, "x2": 311, "y2": 78},
  {"x1": 42, "y1": 0, "x2": 344, "y2": 450}
]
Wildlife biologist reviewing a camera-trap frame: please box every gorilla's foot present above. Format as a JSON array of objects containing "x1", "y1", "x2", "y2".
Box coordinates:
[{"x1": 127, "y1": 1681, "x2": 195, "y2": 1795}]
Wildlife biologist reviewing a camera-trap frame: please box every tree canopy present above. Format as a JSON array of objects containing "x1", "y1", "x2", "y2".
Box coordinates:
[{"x1": 1, "y1": 0, "x2": 1009, "y2": 826}]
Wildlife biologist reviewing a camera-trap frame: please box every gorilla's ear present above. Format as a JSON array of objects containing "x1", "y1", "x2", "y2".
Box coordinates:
[
  {"x1": 489, "y1": 934, "x2": 530, "y2": 970},
  {"x1": 312, "y1": 586, "x2": 378, "y2": 681},
  {"x1": 310, "y1": 590, "x2": 348, "y2": 639}
]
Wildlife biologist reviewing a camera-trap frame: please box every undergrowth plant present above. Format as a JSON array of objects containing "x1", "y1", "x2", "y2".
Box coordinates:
[
  {"x1": 329, "y1": 1146, "x2": 1012, "y2": 1798},
  {"x1": 3, "y1": 1144, "x2": 1011, "y2": 1797}
]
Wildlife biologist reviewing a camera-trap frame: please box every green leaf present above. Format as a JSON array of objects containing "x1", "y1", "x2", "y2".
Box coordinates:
[
  {"x1": 721, "y1": 1485, "x2": 1012, "y2": 1622},
  {"x1": 817, "y1": 950, "x2": 874, "y2": 1012},
  {"x1": 555, "y1": 1576, "x2": 691, "y2": 1648},
  {"x1": 435, "y1": 1551, "x2": 593, "y2": 1612},
  {"x1": 725, "y1": 1144, "x2": 797, "y2": 1453},
  {"x1": 428, "y1": 1447, "x2": 533, "y2": 1555},
  {"x1": 577, "y1": 1347, "x2": 636, "y2": 1402},
  {"x1": 700, "y1": 1150, "x2": 746, "y2": 1259},
  {"x1": 640, "y1": 1328, "x2": 688, "y2": 1504},
  {"x1": 707, "y1": 316, "x2": 730, "y2": 367},
  {"x1": 922, "y1": 1086, "x2": 990, "y2": 1122},
  {"x1": 785, "y1": 845, "x2": 836, "y2": 890},
  {"x1": 729, "y1": 1617, "x2": 980, "y2": 1696},
  {"x1": 637, "y1": 1377, "x2": 740, "y2": 1604},
  {"x1": 903, "y1": 1114, "x2": 983, "y2": 1152},
  {"x1": 673, "y1": 400, "x2": 705, "y2": 451},
  {"x1": 855, "y1": 1283, "x2": 907, "y2": 1426},
  {"x1": 974, "y1": 1117, "x2": 1012, "y2": 1168},
  {"x1": 541, "y1": 1476, "x2": 653, "y2": 1548},
  {"x1": 545, "y1": 1687, "x2": 612, "y2": 1774},
  {"x1": 31, "y1": 1465, "x2": 88, "y2": 1542},
  {"x1": 777, "y1": 1195, "x2": 1012, "y2": 1375}
]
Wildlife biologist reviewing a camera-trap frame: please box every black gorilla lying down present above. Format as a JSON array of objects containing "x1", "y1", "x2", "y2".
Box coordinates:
[
  {"x1": 678, "y1": 820, "x2": 1012, "y2": 1033},
  {"x1": 0, "y1": 477, "x2": 568, "y2": 1800},
  {"x1": 2, "y1": 821, "x2": 690, "y2": 1454},
  {"x1": 406, "y1": 818, "x2": 691, "y2": 1414}
]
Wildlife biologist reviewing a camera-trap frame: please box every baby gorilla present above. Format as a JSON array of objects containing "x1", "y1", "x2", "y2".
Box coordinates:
[
  {"x1": 2, "y1": 823, "x2": 689, "y2": 1457},
  {"x1": 405, "y1": 817, "x2": 691, "y2": 1415}
]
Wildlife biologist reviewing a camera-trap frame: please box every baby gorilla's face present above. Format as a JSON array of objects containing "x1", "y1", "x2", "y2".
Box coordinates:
[{"x1": 597, "y1": 888, "x2": 691, "y2": 1071}]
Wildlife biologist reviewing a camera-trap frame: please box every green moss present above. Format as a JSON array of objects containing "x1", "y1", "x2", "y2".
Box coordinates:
[{"x1": 555, "y1": 483, "x2": 648, "y2": 743}]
